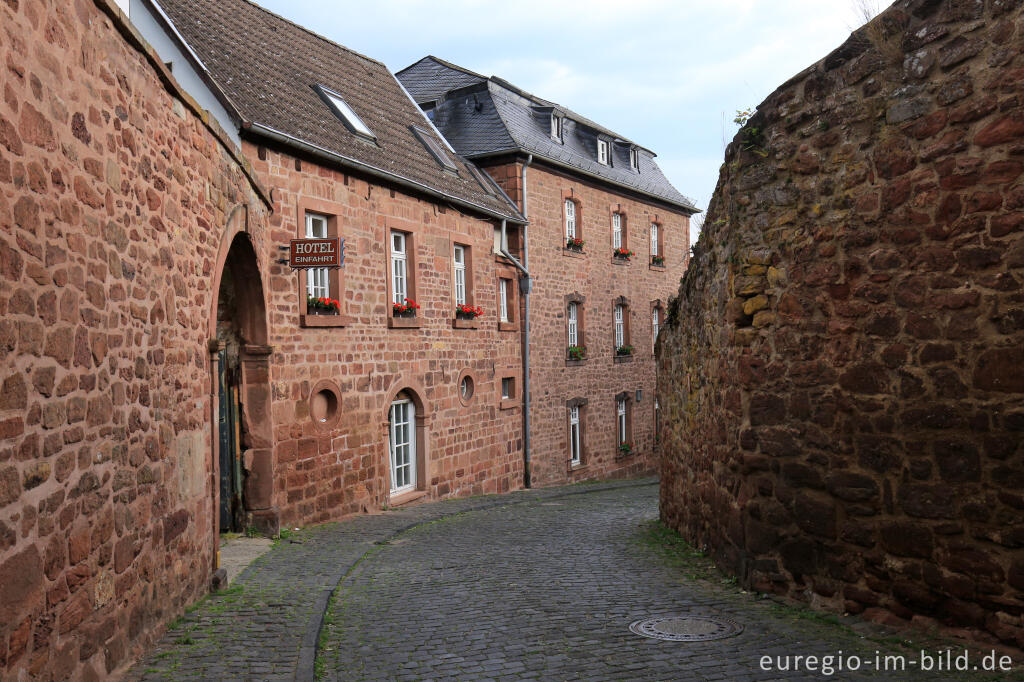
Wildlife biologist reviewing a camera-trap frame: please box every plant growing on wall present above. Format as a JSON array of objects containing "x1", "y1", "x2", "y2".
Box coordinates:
[{"x1": 307, "y1": 296, "x2": 340, "y2": 314}]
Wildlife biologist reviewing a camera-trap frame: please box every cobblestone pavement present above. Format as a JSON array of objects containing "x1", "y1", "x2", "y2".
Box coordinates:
[{"x1": 131, "y1": 480, "x2": 1014, "y2": 681}]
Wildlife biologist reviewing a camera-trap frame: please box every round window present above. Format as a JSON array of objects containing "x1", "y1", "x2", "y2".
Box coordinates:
[
  {"x1": 460, "y1": 376, "x2": 474, "y2": 400},
  {"x1": 308, "y1": 380, "x2": 342, "y2": 431}
]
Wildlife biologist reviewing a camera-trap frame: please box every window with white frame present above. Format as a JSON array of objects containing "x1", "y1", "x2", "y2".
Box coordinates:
[
  {"x1": 306, "y1": 213, "x2": 330, "y2": 299},
  {"x1": 614, "y1": 304, "x2": 625, "y2": 348},
  {"x1": 650, "y1": 222, "x2": 659, "y2": 257},
  {"x1": 389, "y1": 395, "x2": 416, "y2": 494},
  {"x1": 630, "y1": 148, "x2": 639, "y2": 171},
  {"x1": 569, "y1": 405, "x2": 581, "y2": 465},
  {"x1": 390, "y1": 231, "x2": 407, "y2": 304},
  {"x1": 568, "y1": 302, "x2": 578, "y2": 346},
  {"x1": 617, "y1": 397, "x2": 627, "y2": 445},
  {"x1": 499, "y1": 279, "x2": 509, "y2": 322},
  {"x1": 453, "y1": 244, "x2": 466, "y2": 306},
  {"x1": 318, "y1": 85, "x2": 376, "y2": 141},
  {"x1": 597, "y1": 139, "x2": 609, "y2": 165},
  {"x1": 612, "y1": 213, "x2": 623, "y2": 249},
  {"x1": 565, "y1": 199, "x2": 576, "y2": 240},
  {"x1": 652, "y1": 307, "x2": 660, "y2": 347},
  {"x1": 551, "y1": 114, "x2": 562, "y2": 141}
]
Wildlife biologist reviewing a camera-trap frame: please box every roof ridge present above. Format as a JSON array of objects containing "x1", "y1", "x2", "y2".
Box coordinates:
[{"x1": 238, "y1": 0, "x2": 387, "y2": 70}]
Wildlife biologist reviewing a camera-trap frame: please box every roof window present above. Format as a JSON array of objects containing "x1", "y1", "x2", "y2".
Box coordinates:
[
  {"x1": 316, "y1": 85, "x2": 375, "y2": 141},
  {"x1": 597, "y1": 139, "x2": 609, "y2": 165},
  {"x1": 411, "y1": 126, "x2": 458, "y2": 173},
  {"x1": 630, "y1": 147, "x2": 639, "y2": 171},
  {"x1": 551, "y1": 114, "x2": 563, "y2": 142}
]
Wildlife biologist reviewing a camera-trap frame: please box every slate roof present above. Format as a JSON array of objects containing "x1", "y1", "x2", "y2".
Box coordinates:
[
  {"x1": 397, "y1": 57, "x2": 698, "y2": 213},
  {"x1": 151, "y1": 0, "x2": 524, "y2": 223}
]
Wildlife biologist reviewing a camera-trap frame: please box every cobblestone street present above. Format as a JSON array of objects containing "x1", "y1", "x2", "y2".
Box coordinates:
[{"x1": 130, "y1": 480, "x2": 1013, "y2": 681}]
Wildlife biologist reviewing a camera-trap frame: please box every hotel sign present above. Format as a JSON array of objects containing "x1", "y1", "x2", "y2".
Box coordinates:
[{"x1": 289, "y1": 238, "x2": 343, "y2": 269}]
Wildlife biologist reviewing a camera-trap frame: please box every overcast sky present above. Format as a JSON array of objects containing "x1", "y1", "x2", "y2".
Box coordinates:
[{"x1": 255, "y1": 0, "x2": 890, "y2": 243}]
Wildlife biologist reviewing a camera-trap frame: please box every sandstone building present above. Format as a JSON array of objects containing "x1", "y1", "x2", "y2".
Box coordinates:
[
  {"x1": 0, "y1": 0, "x2": 696, "y2": 678},
  {"x1": 658, "y1": 0, "x2": 1024, "y2": 649},
  {"x1": 397, "y1": 58, "x2": 698, "y2": 485}
]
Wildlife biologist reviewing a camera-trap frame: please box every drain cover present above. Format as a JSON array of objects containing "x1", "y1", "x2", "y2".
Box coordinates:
[{"x1": 629, "y1": 615, "x2": 743, "y2": 642}]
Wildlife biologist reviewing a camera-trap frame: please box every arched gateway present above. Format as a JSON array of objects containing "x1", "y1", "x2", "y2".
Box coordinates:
[{"x1": 209, "y1": 206, "x2": 277, "y2": 540}]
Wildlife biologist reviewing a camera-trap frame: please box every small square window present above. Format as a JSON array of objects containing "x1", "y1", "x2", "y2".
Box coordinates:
[
  {"x1": 597, "y1": 139, "x2": 609, "y2": 165},
  {"x1": 501, "y1": 377, "x2": 513, "y2": 400}
]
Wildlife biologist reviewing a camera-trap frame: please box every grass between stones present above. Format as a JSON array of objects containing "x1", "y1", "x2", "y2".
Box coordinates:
[{"x1": 638, "y1": 520, "x2": 1024, "y2": 681}]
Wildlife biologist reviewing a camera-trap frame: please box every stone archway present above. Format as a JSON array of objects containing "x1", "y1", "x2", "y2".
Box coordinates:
[{"x1": 209, "y1": 206, "x2": 277, "y2": 537}]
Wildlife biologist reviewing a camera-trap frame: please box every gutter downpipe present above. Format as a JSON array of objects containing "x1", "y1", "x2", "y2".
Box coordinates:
[{"x1": 500, "y1": 154, "x2": 533, "y2": 488}]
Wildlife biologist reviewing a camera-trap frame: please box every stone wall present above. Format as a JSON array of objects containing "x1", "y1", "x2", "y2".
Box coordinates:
[
  {"x1": 658, "y1": 0, "x2": 1024, "y2": 647},
  {"x1": 0, "y1": 1, "x2": 271, "y2": 679},
  {"x1": 248, "y1": 142, "x2": 525, "y2": 526},
  {"x1": 485, "y1": 160, "x2": 689, "y2": 486}
]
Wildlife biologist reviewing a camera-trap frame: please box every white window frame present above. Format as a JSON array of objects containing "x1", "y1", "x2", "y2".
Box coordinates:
[
  {"x1": 453, "y1": 244, "x2": 466, "y2": 306},
  {"x1": 319, "y1": 86, "x2": 375, "y2": 140},
  {"x1": 617, "y1": 398, "x2": 627, "y2": 445},
  {"x1": 650, "y1": 222, "x2": 659, "y2": 257},
  {"x1": 567, "y1": 302, "x2": 578, "y2": 347},
  {"x1": 391, "y1": 231, "x2": 407, "y2": 305},
  {"x1": 652, "y1": 308, "x2": 660, "y2": 347},
  {"x1": 614, "y1": 304, "x2": 625, "y2": 348},
  {"x1": 612, "y1": 213, "x2": 622, "y2": 249},
  {"x1": 388, "y1": 397, "x2": 416, "y2": 494},
  {"x1": 569, "y1": 405, "x2": 581, "y2": 465},
  {"x1": 499, "y1": 279, "x2": 509, "y2": 322},
  {"x1": 597, "y1": 139, "x2": 609, "y2": 165},
  {"x1": 630, "y1": 147, "x2": 639, "y2": 171},
  {"x1": 565, "y1": 199, "x2": 576, "y2": 240},
  {"x1": 551, "y1": 114, "x2": 562, "y2": 141},
  {"x1": 305, "y1": 213, "x2": 330, "y2": 300}
]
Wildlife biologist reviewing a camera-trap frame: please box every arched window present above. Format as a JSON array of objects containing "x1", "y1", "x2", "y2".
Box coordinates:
[{"x1": 389, "y1": 392, "x2": 416, "y2": 494}]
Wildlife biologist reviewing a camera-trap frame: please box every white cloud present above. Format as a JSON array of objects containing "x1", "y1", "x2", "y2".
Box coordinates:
[{"x1": 256, "y1": 0, "x2": 892, "y2": 216}]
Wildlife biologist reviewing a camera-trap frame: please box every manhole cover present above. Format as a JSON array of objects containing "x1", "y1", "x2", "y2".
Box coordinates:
[{"x1": 629, "y1": 615, "x2": 743, "y2": 642}]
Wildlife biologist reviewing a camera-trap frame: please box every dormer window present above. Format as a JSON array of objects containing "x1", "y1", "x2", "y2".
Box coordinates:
[
  {"x1": 630, "y1": 147, "x2": 639, "y2": 171},
  {"x1": 597, "y1": 139, "x2": 609, "y2": 165},
  {"x1": 316, "y1": 85, "x2": 375, "y2": 141},
  {"x1": 551, "y1": 114, "x2": 563, "y2": 142}
]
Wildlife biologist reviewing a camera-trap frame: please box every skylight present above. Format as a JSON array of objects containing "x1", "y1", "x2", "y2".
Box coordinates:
[
  {"x1": 316, "y1": 85, "x2": 375, "y2": 140},
  {"x1": 411, "y1": 126, "x2": 458, "y2": 173}
]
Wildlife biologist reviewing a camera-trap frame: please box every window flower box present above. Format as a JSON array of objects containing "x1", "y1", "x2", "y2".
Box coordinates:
[
  {"x1": 566, "y1": 237, "x2": 585, "y2": 251},
  {"x1": 650, "y1": 255, "x2": 664, "y2": 267},
  {"x1": 307, "y1": 296, "x2": 340, "y2": 315},
  {"x1": 393, "y1": 298, "x2": 420, "y2": 317},
  {"x1": 455, "y1": 303, "x2": 483, "y2": 320},
  {"x1": 613, "y1": 247, "x2": 633, "y2": 261},
  {"x1": 618, "y1": 443, "x2": 633, "y2": 456},
  {"x1": 615, "y1": 344, "x2": 634, "y2": 357},
  {"x1": 567, "y1": 345, "x2": 586, "y2": 361}
]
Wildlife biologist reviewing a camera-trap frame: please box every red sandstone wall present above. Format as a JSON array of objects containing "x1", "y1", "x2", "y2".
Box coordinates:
[
  {"x1": 487, "y1": 161, "x2": 690, "y2": 486},
  {"x1": 0, "y1": 1, "x2": 272, "y2": 679},
  {"x1": 658, "y1": 0, "x2": 1024, "y2": 647},
  {"x1": 248, "y1": 143, "x2": 525, "y2": 526}
]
